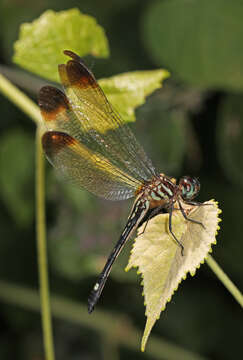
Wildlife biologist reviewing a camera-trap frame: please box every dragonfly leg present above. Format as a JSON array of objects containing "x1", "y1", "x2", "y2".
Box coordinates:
[
  {"x1": 168, "y1": 206, "x2": 184, "y2": 256},
  {"x1": 178, "y1": 201, "x2": 205, "y2": 229},
  {"x1": 186, "y1": 200, "x2": 212, "y2": 207},
  {"x1": 137, "y1": 221, "x2": 148, "y2": 236}
]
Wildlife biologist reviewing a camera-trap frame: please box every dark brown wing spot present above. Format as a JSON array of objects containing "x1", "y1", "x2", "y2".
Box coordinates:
[
  {"x1": 38, "y1": 86, "x2": 69, "y2": 121},
  {"x1": 66, "y1": 59, "x2": 97, "y2": 89},
  {"x1": 42, "y1": 131, "x2": 76, "y2": 158},
  {"x1": 63, "y1": 50, "x2": 90, "y2": 71}
]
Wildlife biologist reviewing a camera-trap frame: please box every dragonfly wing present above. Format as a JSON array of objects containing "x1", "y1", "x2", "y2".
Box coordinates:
[
  {"x1": 57, "y1": 50, "x2": 156, "y2": 182},
  {"x1": 39, "y1": 86, "x2": 142, "y2": 200},
  {"x1": 42, "y1": 131, "x2": 139, "y2": 200}
]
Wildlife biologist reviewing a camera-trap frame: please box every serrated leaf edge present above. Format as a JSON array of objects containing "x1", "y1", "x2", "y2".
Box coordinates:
[{"x1": 126, "y1": 199, "x2": 221, "y2": 315}]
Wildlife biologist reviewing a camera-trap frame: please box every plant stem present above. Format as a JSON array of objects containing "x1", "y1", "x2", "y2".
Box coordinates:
[
  {"x1": 206, "y1": 255, "x2": 243, "y2": 307},
  {"x1": 0, "y1": 71, "x2": 55, "y2": 359},
  {"x1": 36, "y1": 127, "x2": 55, "y2": 360},
  {"x1": 0, "y1": 280, "x2": 208, "y2": 360},
  {"x1": 0, "y1": 73, "x2": 41, "y2": 124}
]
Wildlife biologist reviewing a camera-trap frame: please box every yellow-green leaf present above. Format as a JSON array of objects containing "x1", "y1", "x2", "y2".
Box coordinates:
[
  {"x1": 99, "y1": 69, "x2": 169, "y2": 122},
  {"x1": 13, "y1": 9, "x2": 109, "y2": 82},
  {"x1": 126, "y1": 200, "x2": 221, "y2": 351}
]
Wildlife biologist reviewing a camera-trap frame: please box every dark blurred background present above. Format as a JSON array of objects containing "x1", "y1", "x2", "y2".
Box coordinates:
[{"x1": 0, "y1": 0, "x2": 242, "y2": 359}]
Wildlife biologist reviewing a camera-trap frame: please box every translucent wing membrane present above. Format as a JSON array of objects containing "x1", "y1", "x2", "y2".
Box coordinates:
[
  {"x1": 39, "y1": 87, "x2": 141, "y2": 200},
  {"x1": 60, "y1": 51, "x2": 156, "y2": 179},
  {"x1": 39, "y1": 50, "x2": 156, "y2": 200},
  {"x1": 42, "y1": 131, "x2": 137, "y2": 200}
]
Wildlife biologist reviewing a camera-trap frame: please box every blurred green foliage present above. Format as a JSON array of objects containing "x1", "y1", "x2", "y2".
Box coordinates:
[
  {"x1": 0, "y1": 1, "x2": 243, "y2": 360},
  {"x1": 217, "y1": 94, "x2": 243, "y2": 186},
  {"x1": 0, "y1": 128, "x2": 34, "y2": 227},
  {"x1": 144, "y1": 0, "x2": 243, "y2": 90}
]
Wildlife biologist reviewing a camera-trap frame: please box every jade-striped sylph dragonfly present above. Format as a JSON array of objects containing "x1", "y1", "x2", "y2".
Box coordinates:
[{"x1": 38, "y1": 50, "x2": 202, "y2": 313}]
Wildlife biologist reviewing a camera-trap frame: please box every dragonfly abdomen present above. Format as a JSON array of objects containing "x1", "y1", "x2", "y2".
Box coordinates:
[{"x1": 88, "y1": 196, "x2": 150, "y2": 313}]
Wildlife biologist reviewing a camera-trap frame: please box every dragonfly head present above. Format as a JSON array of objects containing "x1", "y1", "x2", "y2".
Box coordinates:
[{"x1": 178, "y1": 176, "x2": 200, "y2": 201}]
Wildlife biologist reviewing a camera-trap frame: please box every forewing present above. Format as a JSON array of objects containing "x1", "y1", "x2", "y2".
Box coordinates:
[{"x1": 57, "y1": 50, "x2": 156, "y2": 182}]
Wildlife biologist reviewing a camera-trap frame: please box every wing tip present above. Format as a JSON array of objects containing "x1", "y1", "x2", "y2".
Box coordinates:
[
  {"x1": 61, "y1": 50, "x2": 97, "y2": 89},
  {"x1": 38, "y1": 86, "x2": 69, "y2": 120},
  {"x1": 63, "y1": 50, "x2": 82, "y2": 62},
  {"x1": 42, "y1": 131, "x2": 76, "y2": 157}
]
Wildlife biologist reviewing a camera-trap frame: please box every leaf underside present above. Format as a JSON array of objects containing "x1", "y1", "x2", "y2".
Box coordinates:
[{"x1": 126, "y1": 199, "x2": 221, "y2": 351}]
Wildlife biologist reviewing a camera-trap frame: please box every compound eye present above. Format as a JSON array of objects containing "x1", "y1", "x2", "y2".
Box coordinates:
[{"x1": 179, "y1": 176, "x2": 200, "y2": 201}]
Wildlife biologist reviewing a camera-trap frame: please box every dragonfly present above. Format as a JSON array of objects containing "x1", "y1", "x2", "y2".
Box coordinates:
[{"x1": 38, "y1": 50, "x2": 202, "y2": 313}]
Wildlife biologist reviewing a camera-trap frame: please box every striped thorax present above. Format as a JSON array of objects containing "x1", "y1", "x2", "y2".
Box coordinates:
[
  {"x1": 136, "y1": 173, "x2": 201, "y2": 210},
  {"x1": 136, "y1": 174, "x2": 177, "y2": 209}
]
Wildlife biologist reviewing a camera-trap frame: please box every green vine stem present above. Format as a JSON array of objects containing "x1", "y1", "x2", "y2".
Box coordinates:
[
  {"x1": 36, "y1": 127, "x2": 55, "y2": 360},
  {"x1": 0, "y1": 73, "x2": 40, "y2": 124},
  {"x1": 206, "y1": 255, "x2": 243, "y2": 307},
  {"x1": 0, "y1": 72, "x2": 55, "y2": 360}
]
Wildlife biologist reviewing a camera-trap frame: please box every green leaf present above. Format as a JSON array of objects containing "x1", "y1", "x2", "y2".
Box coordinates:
[
  {"x1": 217, "y1": 94, "x2": 243, "y2": 187},
  {"x1": 0, "y1": 129, "x2": 34, "y2": 227},
  {"x1": 126, "y1": 200, "x2": 221, "y2": 351},
  {"x1": 143, "y1": 0, "x2": 243, "y2": 90},
  {"x1": 99, "y1": 69, "x2": 169, "y2": 122},
  {"x1": 13, "y1": 8, "x2": 109, "y2": 82}
]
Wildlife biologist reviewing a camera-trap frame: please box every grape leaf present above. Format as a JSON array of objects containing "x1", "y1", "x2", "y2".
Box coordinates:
[
  {"x1": 126, "y1": 200, "x2": 221, "y2": 351},
  {"x1": 13, "y1": 8, "x2": 109, "y2": 82},
  {"x1": 99, "y1": 69, "x2": 169, "y2": 122}
]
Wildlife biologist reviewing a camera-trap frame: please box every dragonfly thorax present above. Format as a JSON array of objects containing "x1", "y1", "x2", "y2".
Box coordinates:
[
  {"x1": 139, "y1": 174, "x2": 200, "y2": 209},
  {"x1": 138, "y1": 174, "x2": 177, "y2": 209}
]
